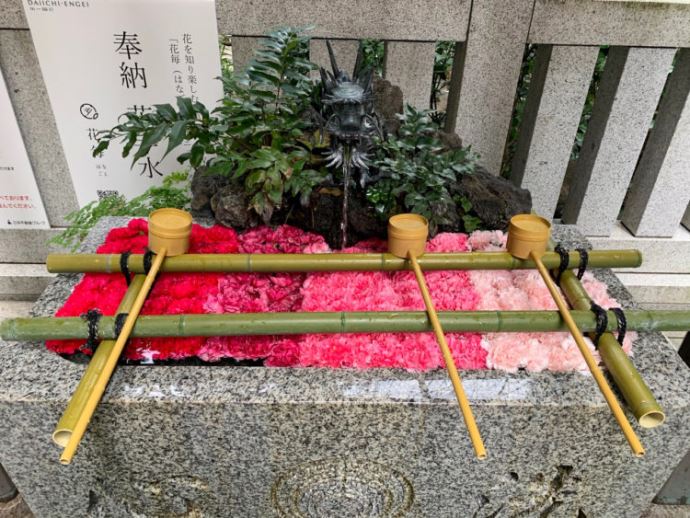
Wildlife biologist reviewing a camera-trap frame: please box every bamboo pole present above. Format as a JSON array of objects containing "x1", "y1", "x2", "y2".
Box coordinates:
[
  {"x1": 45, "y1": 249, "x2": 643, "y2": 274},
  {"x1": 3, "y1": 309, "x2": 690, "y2": 341},
  {"x1": 409, "y1": 253, "x2": 486, "y2": 460},
  {"x1": 52, "y1": 275, "x2": 146, "y2": 447},
  {"x1": 530, "y1": 251, "x2": 645, "y2": 457},
  {"x1": 59, "y1": 249, "x2": 167, "y2": 465},
  {"x1": 557, "y1": 268, "x2": 665, "y2": 428}
]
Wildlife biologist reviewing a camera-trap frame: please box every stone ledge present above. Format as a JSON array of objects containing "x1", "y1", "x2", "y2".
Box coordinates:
[
  {"x1": 589, "y1": 222, "x2": 690, "y2": 274},
  {"x1": 0, "y1": 264, "x2": 54, "y2": 301},
  {"x1": 0, "y1": 229, "x2": 66, "y2": 263}
]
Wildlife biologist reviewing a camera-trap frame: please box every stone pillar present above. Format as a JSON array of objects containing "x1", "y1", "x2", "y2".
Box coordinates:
[
  {"x1": 561, "y1": 47, "x2": 675, "y2": 236},
  {"x1": 446, "y1": 0, "x2": 534, "y2": 175},
  {"x1": 230, "y1": 36, "x2": 262, "y2": 73},
  {"x1": 310, "y1": 39, "x2": 359, "y2": 80},
  {"x1": 383, "y1": 41, "x2": 436, "y2": 109},
  {"x1": 0, "y1": 30, "x2": 77, "y2": 226},
  {"x1": 620, "y1": 49, "x2": 690, "y2": 237},
  {"x1": 510, "y1": 45, "x2": 599, "y2": 219}
]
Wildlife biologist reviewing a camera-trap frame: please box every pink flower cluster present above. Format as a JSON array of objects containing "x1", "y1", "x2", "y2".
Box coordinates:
[
  {"x1": 199, "y1": 225, "x2": 329, "y2": 365},
  {"x1": 295, "y1": 233, "x2": 486, "y2": 370},
  {"x1": 467, "y1": 231, "x2": 635, "y2": 373}
]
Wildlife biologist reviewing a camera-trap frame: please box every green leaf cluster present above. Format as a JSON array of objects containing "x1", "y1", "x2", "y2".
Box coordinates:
[
  {"x1": 51, "y1": 172, "x2": 191, "y2": 251},
  {"x1": 366, "y1": 105, "x2": 478, "y2": 234},
  {"x1": 93, "y1": 27, "x2": 327, "y2": 224}
]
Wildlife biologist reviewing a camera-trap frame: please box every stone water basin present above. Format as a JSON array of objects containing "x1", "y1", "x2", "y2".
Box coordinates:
[{"x1": 0, "y1": 218, "x2": 689, "y2": 517}]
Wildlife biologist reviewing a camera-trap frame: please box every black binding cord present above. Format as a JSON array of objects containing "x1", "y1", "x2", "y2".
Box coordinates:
[
  {"x1": 119, "y1": 251, "x2": 132, "y2": 286},
  {"x1": 576, "y1": 248, "x2": 589, "y2": 280},
  {"x1": 610, "y1": 307, "x2": 627, "y2": 345},
  {"x1": 553, "y1": 244, "x2": 570, "y2": 285},
  {"x1": 143, "y1": 250, "x2": 155, "y2": 275},
  {"x1": 80, "y1": 309, "x2": 102, "y2": 351},
  {"x1": 589, "y1": 301, "x2": 608, "y2": 348},
  {"x1": 114, "y1": 312, "x2": 129, "y2": 337}
]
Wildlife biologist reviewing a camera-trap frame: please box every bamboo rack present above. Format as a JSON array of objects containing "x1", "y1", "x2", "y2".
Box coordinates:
[
  {"x1": 3, "y1": 309, "x2": 689, "y2": 341},
  {"x1": 60, "y1": 249, "x2": 167, "y2": 464},
  {"x1": 53, "y1": 274, "x2": 146, "y2": 448},
  {"x1": 45, "y1": 249, "x2": 642, "y2": 273},
  {"x1": 557, "y1": 268, "x2": 666, "y2": 428}
]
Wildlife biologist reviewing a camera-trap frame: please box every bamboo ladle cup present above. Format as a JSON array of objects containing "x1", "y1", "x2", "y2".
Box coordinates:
[
  {"x1": 389, "y1": 214, "x2": 487, "y2": 459},
  {"x1": 506, "y1": 214, "x2": 644, "y2": 457},
  {"x1": 59, "y1": 208, "x2": 192, "y2": 465}
]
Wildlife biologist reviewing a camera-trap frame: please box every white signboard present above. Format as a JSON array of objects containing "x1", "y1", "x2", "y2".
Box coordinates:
[
  {"x1": 23, "y1": 0, "x2": 223, "y2": 206},
  {"x1": 0, "y1": 68, "x2": 49, "y2": 229}
]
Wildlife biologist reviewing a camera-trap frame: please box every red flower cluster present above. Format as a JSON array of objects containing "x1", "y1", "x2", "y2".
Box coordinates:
[{"x1": 47, "y1": 218, "x2": 239, "y2": 360}]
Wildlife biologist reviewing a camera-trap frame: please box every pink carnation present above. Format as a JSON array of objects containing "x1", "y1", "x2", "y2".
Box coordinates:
[{"x1": 469, "y1": 232, "x2": 635, "y2": 373}]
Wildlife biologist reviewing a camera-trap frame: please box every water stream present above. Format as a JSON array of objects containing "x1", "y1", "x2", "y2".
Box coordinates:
[{"x1": 340, "y1": 147, "x2": 352, "y2": 250}]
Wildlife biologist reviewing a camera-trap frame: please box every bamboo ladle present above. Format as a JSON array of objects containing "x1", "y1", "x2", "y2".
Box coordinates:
[
  {"x1": 59, "y1": 208, "x2": 192, "y2": 465},
  {"x1": 506, "y1": 214, "x2": 644, "y2": 457},
  {"x1": 389, "y1": 214, "x2": 486, "y2": 459}
]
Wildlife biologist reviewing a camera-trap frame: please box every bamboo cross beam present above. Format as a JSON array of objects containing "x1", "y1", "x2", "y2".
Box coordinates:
[
  {"x1": 45, "y1": 249, "x2": 643, "y2": 274},
  {"x1": 3, "y1": 309, "x2": 690, "y2": 341},
  {"x1": 60, "y1": 249, "x2": 167, "y2": 465},
  {"x1": 53, "y1": 274, "x2": 146, "y2": 448},
  {"x1": 556, "y1": 267, "x2": 666, "y2": 428}
]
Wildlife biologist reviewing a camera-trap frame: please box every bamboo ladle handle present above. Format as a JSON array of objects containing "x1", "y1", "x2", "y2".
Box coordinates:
[
  {"x1": 60, "y1": 248, "x2": 168, "y2": 465},
  {"x1": 409, "y1": 252, "x2": 487, "y2": 460},
  {"x1": 529, "y1": 251, "x2": 644, "y2": 457}
]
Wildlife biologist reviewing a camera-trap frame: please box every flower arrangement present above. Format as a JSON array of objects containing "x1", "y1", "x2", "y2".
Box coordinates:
[{"x1": 49, "y1": 221, "x2": 633, "y2": 373}]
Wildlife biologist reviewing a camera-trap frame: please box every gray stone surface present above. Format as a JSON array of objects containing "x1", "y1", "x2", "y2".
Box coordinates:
[
  {"x1": 229, "y1": 35, "x2": 261, "y2": 74},
  {"x1": 0, "y1": 30, "x2": 78, "y2": 227},
  {"x1": 0, "y1": 217, "x2": 689, "y2": 516},
  {"x1": 216, "y1": 0, "x2": 471, "y2": 41},
  {"x1": 562, "y1": 47, "x2": 675, "y2": 237},
  {"x1": 684, "y1": 204, "x2": 690, "y2": 232},
  {"x1": 511, "y1": 45, "x2": 599, "y2": 220},
  {"x1": 383, "y1": 41, "x2": 435, "y2": 110},
  {"x1": 446, "y1": 0, "x2": 534, "y2": 176},
  {"x1": 309, "y1": 39, "x2": 359, "y2": 82},
  {"x1": 0, "y1": 264, "x2": 53, "y2": 301},
  {"x1": 621, "y1": 49, "x2": 690, "y2": 238},
  {"x1": 0, "y1": 0, "x2": 27, "y2": 29},
  {"x1": 529, "y1": 0, "x2": 690, "y2": 48},
  {"x1": 0, "y1": 228, "x2": 65, "y2": 263}
]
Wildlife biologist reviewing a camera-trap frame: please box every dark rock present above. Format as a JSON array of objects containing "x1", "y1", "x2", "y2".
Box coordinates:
[
  {"x1": 287, "y1": 187, "x2": 386, "y2": 249},
  {"x1": 436, "y1": 130, "x2": 463, "y2": 150},
  {"x1": 451, "y1": 166, "x2": 532, "y2": 231},
  {"x1": 190, "y1": 167, "x2": 230, "y2": 212},
  {"x1": 210, "y1": 183, "x2": 256, "y2": 230},
  {"x1": 372, "y1": 77, "x2": 403, "y2": 135}
]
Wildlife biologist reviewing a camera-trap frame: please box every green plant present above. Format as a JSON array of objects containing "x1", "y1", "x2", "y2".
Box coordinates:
[
  {"x1": 51, "y1": 172, "x2": 191, "y2": 251},
  {"x1": 430, "y1": 41, "x2": 455, "y2": 122},
  {"x1": 93, "y1": 27, "x2": 327, "y2": 223},
  {"x1": 360, "y1": 39, "x2": 385, "y2": 75},
  {"x1": 367, "y1": 105, "x2": 477, "y2": 234}
]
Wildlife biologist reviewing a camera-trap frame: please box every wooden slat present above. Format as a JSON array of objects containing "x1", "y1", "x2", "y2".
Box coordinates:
[
  {"x1": 230, "y1": 36, "x2": 262, "y2": 74},
  {"x1": 215, "y1": 0, "x2": 471, "y2": 41},
  {"x1": 510, "y1": 45, "x2": 599, "y2": 219},
  {"x1": 529, "y1": 0, "x2": 690, "y2": 47},
  {"x1": 446, "y1": 0, "x2": 534, "y2": 175},
  {"x1": 561, "y1": 47, "x2": 675, "y2": 236},
  {"x1": 383, "y1": 41, "x2": 436, "y2": 109},
  {"x1": 621, "y1": 49, "x2": 690, "y2": 237}
]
